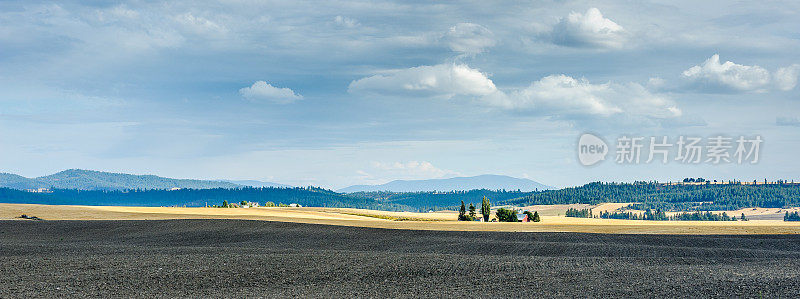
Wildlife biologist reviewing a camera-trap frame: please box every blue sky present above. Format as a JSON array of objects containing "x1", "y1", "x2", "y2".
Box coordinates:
[{"x1": 1, "y1": 0, "x2": 799, "y2": 188}]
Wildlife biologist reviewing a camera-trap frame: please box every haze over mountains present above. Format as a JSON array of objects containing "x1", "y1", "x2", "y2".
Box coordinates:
[
  {"x1": 0, "y1": 169, "x2": 278, "y2": 191},
  {"x1": 0, "y1": 170, "x2": 550, "y2": 195},
  {"x1": 337, "y1": 175, "x2": 552, "y2": 193}
]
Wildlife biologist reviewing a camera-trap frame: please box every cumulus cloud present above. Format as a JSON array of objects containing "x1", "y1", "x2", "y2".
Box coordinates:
[
  {"x1": 549, "y1": 8, "x2": 627, "y2": 49},
  {"x1": 682, "y1": 54, "x2": 771, "y2": 92},
  {"x1": 443, "y1": 23, "x2": 496, "y2": 55},
  {"x1": 482, "y1": 75, "x2": 681, "y2": 120},
  {"x1": 239, "y1": 81, "x2": 302, "y2": 104},
  {"x1": 348, "y1": 64, "x2": 497, "y2": 98},
  {"x1": 349, "y1": 62, "x2": 682, "y2": 125},
  {"x1": 682, "y1": 55, "x2": 799, "y2": 92}
]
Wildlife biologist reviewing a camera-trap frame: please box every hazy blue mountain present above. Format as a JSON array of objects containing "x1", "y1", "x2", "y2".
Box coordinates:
[
  {"x1": 0, "y1": 169, "x2": 241, "y2": 191},
  {"x1": 222, "y1": 180, "x2": 292, "y2": 188},
  {"x1": 337, "y1": 174, "x2": 552, "y2": 193},
  {"x1": 0, "y1": 173, "x2": 42, "y2": 190}
]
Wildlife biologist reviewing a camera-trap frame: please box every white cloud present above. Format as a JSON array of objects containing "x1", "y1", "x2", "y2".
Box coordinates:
[
  {"x1": 349, "y1": 62, "x2": 681, "y2": 125},
  {"x1": 333, "y1": 15, "x2": 360, "y2": 28},
  {"x1": 239, "y1": 81, "x2": 302, "y2": 104},
  {"x1": 483, "y1": 74, "x2": 681, "y2": 120},
  {"x1": 774, "y1": 64, "x2": 800, "y2": 91},
  {"x1": 681, "y1": 55, "x2": 799, "y2": 92},
  {"x1": 348, "y1": 64, "x2": 497, "y2": 98},
  {"x1": 682, "y1": 54, "x2": 772, "y2": 92},
  {"x1": 443, "y1": 23, "x2": 496, "y2": 55},
  {"x1": 549, "y1": 8, "x2": 627, "y2": 49}
]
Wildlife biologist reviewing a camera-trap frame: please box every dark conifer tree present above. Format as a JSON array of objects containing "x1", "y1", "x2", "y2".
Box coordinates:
[{"x1": 468, "y1": 203, "x2": 476, "y2": 219}]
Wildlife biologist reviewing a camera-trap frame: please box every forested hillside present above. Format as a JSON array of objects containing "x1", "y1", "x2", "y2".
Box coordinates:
[
  {"x1": 0, "y1": 187, "x2": 528, "y2": 211},
  {"x1": 0, "y1": 187, "x2": 408, "y2": 210},
  {"x1": 4, "y1": 175, "x2": 800, "y2": 212},
  {"x1": 502, "y1": 182, "x2": 800, "y2": 211}
]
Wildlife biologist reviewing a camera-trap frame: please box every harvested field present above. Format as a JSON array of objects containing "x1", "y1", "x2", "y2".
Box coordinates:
[
  {"x1": 3, "y1": 203, "x2": 800, "y2": 234},
  {"x1": 1, "y1": 219, "x2": 800, "y2": 297}
]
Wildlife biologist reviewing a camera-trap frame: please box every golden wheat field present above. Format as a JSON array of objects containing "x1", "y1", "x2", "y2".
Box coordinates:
[{"x1": 2, "y1": 203, "x2": 800, "y2": 234}]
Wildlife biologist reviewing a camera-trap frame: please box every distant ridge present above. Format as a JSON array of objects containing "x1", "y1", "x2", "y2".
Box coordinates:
[
  {"x1": 222, "y1": 180, "x2": 292, "y2": 188},
  {"x1": 0, "y1": 169, "x2": 245, "y2": 191},
  {"x1": 337, "y1": 174, "x2": 552, "y2": 193}
]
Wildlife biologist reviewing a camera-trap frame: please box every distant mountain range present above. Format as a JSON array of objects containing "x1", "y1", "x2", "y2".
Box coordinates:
[
  {"x1": 337, "y1": 174, "x2": 552, "y2": 193},
  {"x1": 1, "y1": 170, "x2": 551, "y2": 193},
  {"x1": 0, "y1": 169, "x2": 288, "y2": 191},
  {"x1": 0, "y1": 170, "x2": 549, "y2": 210}
]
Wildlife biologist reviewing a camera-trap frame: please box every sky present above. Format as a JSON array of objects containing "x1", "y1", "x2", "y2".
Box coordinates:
[{"x1": 1, "y1": 0, "x2": 799, "y2": 189}]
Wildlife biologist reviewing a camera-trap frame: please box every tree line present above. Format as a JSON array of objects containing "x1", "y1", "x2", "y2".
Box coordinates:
[
  {"x1": 786, "y1": 211, "x2": 800, "y2": 221},
  {"x1": 565, "y1": 207, "x2": 744, "y2": 221},
  {"x1": 0, "y1": 187, "x2": 406, "y2": 210},
  {"x1": 503, "y1": 181, "x2": 800, "y2": 211}
]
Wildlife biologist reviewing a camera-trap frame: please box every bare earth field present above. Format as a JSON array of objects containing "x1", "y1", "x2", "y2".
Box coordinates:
[
  {"x1": 2, "y1": 203, "x2": 800, "y2": 234},
  {"x1": 2, "y1": 219, "x2": 800, "y2": 297}
]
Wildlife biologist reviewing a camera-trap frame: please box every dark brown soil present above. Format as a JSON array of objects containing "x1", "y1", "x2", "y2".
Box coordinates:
[{"x1": 1, "y1": 219, "x2": 799, "y2": 298}]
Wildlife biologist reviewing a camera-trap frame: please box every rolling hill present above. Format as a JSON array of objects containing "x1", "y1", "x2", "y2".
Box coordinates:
[{"x1": 338, "y1": 174, "x2": 552, "y2": 193}]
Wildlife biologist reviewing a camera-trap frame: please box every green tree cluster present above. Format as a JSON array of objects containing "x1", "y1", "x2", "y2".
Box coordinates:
[
  {"x1": 495, "y1": 208, "x2": 519, "y2": 222},
  {"x1": 458, "y1": 201, "x2": 474, "y2": 221}
]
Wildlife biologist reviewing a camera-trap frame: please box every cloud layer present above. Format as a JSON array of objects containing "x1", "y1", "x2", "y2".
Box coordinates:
[
  {"x1": 484, "y1": 75, "x2": 681, "y2": 121},
  {"x1": 349, "y1": 62, "x2": 682, "y2": 126},
  {"x1": 355, "y1": 160, "x2": 460, "y2": 184},
  {"x1": 777, "y1": 116, "x2": 800, "y2": 127},
  {"x1": 348, "y1": 64, "x2": 497, "y2": 98},
  {"x1": 443, "y1": 23, "x2": 496, "y2": 55}
]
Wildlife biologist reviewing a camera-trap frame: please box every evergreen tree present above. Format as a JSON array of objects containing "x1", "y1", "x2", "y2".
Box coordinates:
[
  {"x1": 786, "y1": 211, "x2": 800, "y2": 221},
  {"x1": 458, "y1": 201, "x2": 468, "y2": 221},
  {"x1": 740, "y1": 213, "x2": 747, "y2": 221},
  {"x1": 468, "y1": 203, "x2": 476, "y2": 219},
  {"x1": 532, "y1": 211, "x2": 541, "y2": 222},
  {"x1": 480, "y1": 196, "x2": 491, "y2": 222}
]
